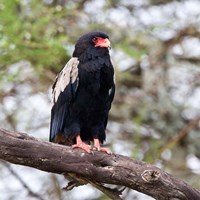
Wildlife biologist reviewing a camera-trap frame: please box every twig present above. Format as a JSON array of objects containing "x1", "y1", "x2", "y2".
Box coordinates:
[
  {"x1": 64, "y1": 173, "x2": 123, "y2": 200},
  {"x1": 159, "y1": 116, "x2": 200, "y2": 159},
  {"x1": 2, "y1": 162, "x2": 46, "y2": 200}
]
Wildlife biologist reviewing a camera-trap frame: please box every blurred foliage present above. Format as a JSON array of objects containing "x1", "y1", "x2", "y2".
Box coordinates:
[
  {"x1": 0, "y1": 0, "x2": 200, "y2": 199},
  {"x1": 0, "y1": 0, "x2": 69, "y2": 79}
]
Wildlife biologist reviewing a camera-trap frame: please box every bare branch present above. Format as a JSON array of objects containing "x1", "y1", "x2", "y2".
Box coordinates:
[
  {"x1": 0, "y1": 128, "x2": 200, "y2": 200},
  {"x1": 159, "y1": 116, "x2": 200, "y2": 159},
  {"x1": 2, "y1": 162, "x2": 45, "y2": 200}
]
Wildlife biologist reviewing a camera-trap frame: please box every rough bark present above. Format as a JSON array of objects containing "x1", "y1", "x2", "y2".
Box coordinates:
[{"x1": 0, "y1": 128, "x2": 199, "y2": 200}]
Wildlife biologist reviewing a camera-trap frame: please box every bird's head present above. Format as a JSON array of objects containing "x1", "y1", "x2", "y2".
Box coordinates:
[
  {"x1": 92, "y1": 35, "x2": 111, "y2": 49},
  {"x1": 73, "y1": 31, "x2": 111, "y2": 57}
]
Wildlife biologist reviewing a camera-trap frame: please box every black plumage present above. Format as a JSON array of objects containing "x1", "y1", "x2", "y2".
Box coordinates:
[{"x1": 49, "y1": 32, "x2": 115, "y2": 153}]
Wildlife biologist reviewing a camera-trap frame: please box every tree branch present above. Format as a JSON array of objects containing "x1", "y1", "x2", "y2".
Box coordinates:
[
  {"x1": 0, "y1": 128, "x2": 199, "y2": 200},
  {"x1": 2, "y1": 162, "x2": 45, "y2": 200},
  {"x1": 158, "y1": 116, "x2": 200, "y2": 160}
]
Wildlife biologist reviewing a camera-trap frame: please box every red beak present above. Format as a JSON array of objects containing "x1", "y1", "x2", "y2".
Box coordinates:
[{"x1": 93, "y1": 37, "x2": 111, "y2": 48}]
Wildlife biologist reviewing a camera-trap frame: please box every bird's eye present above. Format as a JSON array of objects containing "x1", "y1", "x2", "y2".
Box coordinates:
[{"x1": 92, "y1": 37, "x2": 97, "y2": 43}]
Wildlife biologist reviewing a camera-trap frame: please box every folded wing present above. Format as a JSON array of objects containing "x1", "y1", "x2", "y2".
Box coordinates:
[{"x1": 50, "y1": 57, "x2": 79, "y2": 142}]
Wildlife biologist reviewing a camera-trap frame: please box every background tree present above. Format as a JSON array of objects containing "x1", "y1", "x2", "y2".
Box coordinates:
[{"x1": 0, "y1": 0, "x2": 200, "y2": 199}]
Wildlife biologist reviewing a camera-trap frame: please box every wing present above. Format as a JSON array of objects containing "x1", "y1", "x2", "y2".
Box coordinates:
[
  {"x1": 103, "y1": 83, "x2": 115, "y2": 129},
  {"x1": 49, "y1": 57, "x2": 79, "y2": 142},
  {"x1": 101, "y1": 84, "x2": 115, "y2": 134}
]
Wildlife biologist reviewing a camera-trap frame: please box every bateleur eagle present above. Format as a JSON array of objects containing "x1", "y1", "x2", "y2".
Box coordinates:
[{"x1": 49, "y1": 32, "x2": 115, "y2": 154}]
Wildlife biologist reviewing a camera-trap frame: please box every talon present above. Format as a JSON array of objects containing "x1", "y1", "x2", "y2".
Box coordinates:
[
  {"x1": 72, "y1": 143, "x2": 91, "y2": 153},
  {"x1": 91, "y1": 146, "x2": 100, "y2": 151},
  {"x1": 93, "y1": 138, "x2": 112, "y2": 154},
  {"x1": 95, "y1": 147, "x2": 112, "y2": 154},
  {"x1": 72, "y1": 135, "x2": 92, "y2": 153}
]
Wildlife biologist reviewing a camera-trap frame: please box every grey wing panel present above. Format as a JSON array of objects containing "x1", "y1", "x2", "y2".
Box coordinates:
[
  {"x1": 49, "y1": 57, "x2": 79, "y2": 142},
  {"x1": 52, "y1": 57, "x2": 79, "y2": 104}
]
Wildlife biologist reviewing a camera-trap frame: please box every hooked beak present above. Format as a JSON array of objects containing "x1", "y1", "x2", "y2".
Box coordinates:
[{"x1": 93, "y1": 37, "x2": 111, "y2": 49}]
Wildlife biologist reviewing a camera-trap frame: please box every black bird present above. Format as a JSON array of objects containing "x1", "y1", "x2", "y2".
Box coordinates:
[{"x1": 49, "y1": 31, "x2": 115, "y2": 153}]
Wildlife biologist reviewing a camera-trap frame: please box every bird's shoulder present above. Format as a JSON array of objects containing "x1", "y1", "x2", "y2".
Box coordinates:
[{"x1": 52, "y1": 57, "x2": 79, "y2": 104}]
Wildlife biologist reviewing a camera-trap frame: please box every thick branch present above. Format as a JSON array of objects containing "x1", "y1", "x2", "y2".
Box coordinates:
[{"x1": 0, "y1": 128, "x2": 199, "y2": 200}]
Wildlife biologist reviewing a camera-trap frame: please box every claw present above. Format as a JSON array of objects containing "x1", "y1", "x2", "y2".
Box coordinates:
[
  {"x1": 91, "y1": 146, "x2": 99, "y2": 151},
  {"x1": 72, "y1": 135, "x2": 92, "y2": 153},
  {"x1": 93, "y1": 138, "x2": 112, "y2": 154},
  {"x1": 94, "y1": 146, "x2": 112, "y2": 154},
  {"x1": 72, "y1": 143, "x2": 92, "y2": 153}
]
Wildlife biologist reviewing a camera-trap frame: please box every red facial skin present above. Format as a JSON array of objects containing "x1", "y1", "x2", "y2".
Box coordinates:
[{"x1": 93, "y1": 37, "x2": 111, "y2": 48}]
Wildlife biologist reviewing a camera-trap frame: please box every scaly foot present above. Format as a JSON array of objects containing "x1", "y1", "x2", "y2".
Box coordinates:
[
  {"x1": 72, "y1": 135, "x2": 92, "y2": 153},
  {"x1": 92, "y1": 138, "x2": 112, "y2": 154}
]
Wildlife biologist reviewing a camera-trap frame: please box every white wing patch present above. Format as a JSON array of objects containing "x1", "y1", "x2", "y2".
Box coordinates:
[{"x1": 52, "y1": 57, "x2": 79, "y2": 104}]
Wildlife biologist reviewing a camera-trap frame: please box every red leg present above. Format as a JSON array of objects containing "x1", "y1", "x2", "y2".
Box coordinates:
[
  {"x1": 93, "y1": 138, "x2": 112, "y2": 154},
  {"x1": 72, "y1": 135, "x2": 92, "y2": 153}
]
